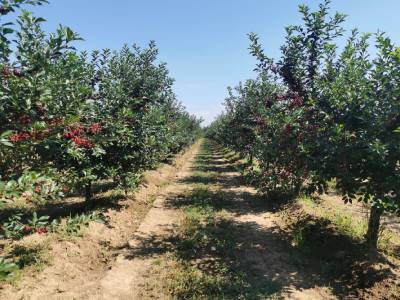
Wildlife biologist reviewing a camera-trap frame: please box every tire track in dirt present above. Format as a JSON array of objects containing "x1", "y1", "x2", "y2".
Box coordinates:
[{"x1": 99, "y1": 142, "x2": 200, "y2": 299}]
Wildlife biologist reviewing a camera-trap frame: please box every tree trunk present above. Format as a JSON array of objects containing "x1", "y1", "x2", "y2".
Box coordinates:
[
  {"x1": 366, "y1": 205, "x2": 383, "y2": 248},
  {"x1": 121, "y1": 176, "x2": 128, "y2": 198},
  {"x1": 85, "y1": 182, "x2": 92, "y2": 203}
]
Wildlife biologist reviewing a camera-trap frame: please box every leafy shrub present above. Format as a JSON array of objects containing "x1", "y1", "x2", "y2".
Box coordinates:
[
  {"x1": 63, "y1": 212, "x2": 105, "y2": 236},
  {"x1": 0, "y1": 258, "x2": 18, "y2": 280},
  {"x1": 0, "y1": 171, "x2": 64, "y2": 202},
  {"x1": 0, "y1": 212, "x2": 51, "y2": 239}
]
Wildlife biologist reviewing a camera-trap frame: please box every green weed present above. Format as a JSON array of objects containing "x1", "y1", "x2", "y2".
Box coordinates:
[{"x1": 61, "y1": 212, "x2": 106, "y2": 236}]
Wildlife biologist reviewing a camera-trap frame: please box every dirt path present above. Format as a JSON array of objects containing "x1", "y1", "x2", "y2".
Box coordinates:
[{"x1": 99, "y1": 144, "x2": 197, "y2": 299}]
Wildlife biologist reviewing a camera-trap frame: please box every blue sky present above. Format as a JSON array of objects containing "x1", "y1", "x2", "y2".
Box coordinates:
[{"x1": 30, "y1": 0, "x2": 400, "y2": 125}]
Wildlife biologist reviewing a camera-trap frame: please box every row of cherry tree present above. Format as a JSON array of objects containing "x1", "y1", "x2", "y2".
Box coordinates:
[
  {"x1": 0, "y1": 0, "x2": 202, "y2": 204},
  {"x1": 208, "y1": 0, "x2": 400, "y2": 248}
]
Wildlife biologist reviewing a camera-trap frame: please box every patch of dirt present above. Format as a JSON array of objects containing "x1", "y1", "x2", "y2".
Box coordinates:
[{"x1": 0, "y1": 142, "x2": 201, "y2": 300}]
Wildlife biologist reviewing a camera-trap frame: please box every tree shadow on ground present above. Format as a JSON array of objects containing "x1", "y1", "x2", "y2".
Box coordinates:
[
  {"x1": 117, "y1": 173, "x2": 398, "y2": 299},
  {"x1": 0, "y1": 191, "x2": 126, "y2": 224},
  {"x1": 284, "y1": 213, "x2": 398, "y2": 298},
  {"x1": 193, "y1": 163, "x2": 237, "y2": 173},
  {"x1": 127, "y1": 194, "x2": 393, "y2": 298},
  {"x1": 169, "y1": 186, "x2": 398, "y2": 299},
  {"x1": 119, "y1": 198, "x2": 282, "y2": 298},
  {"x1": 118, "y1": 225, "x2": 179, "y2": 259}
]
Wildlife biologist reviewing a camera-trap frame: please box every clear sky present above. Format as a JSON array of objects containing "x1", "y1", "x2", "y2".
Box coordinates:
[{"x1": 29, "y1": 0, "x2": 400, "y2": 125}]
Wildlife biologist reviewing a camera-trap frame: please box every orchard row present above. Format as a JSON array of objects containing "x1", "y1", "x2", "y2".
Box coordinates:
[
  {"x1": 208, "y1": 0, "x2": 400, "y2": 248},
  {"x1": 0, "y1": 0, "x2": 202, "y2": 204}
]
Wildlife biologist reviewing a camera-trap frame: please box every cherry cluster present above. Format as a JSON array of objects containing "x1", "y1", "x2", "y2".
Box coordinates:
[
  {"x1": 63, "y1": 123, "x2": 102, "y2": 148},
  {"x1": 23, "y1": 226, "x2": 47, "y2": 235},
  {"x1": 71, "y1": 136, "x2": 94, "y2": 148},
  {"x1": 10, "y1": 131, "x2": 30, "y2": 142}
]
